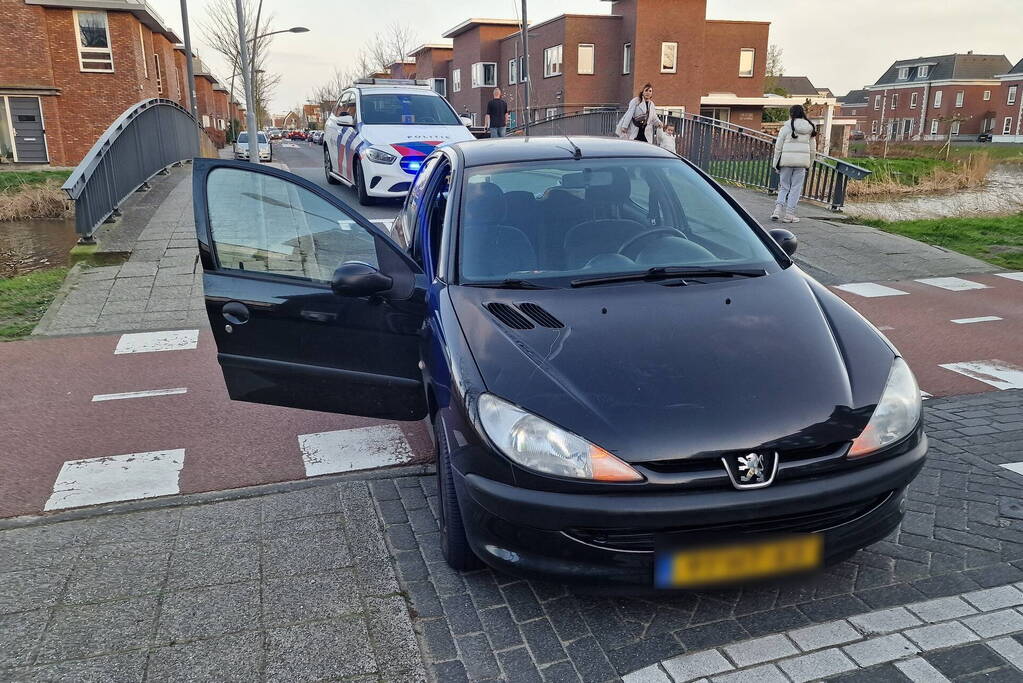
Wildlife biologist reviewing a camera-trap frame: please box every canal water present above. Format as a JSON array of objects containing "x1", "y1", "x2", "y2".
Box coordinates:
[
  {"x1": 845, "y1": 164, "x2": 1023, "y2": 222},
  {"x1": 0, "y1": 217, "x2": 77, "y2": 276}
]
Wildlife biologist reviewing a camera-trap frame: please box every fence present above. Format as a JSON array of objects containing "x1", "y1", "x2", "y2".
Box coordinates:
[
  {"x1": 508, "y1": 110, "x2": 870, "y2": 210},
  {"x1": 62, "y1": 98, "x2": 219, "y2": 242}
]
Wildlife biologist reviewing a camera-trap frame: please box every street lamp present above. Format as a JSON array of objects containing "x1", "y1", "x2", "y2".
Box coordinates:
[{"x1": 249, "y1": 26, "x2": 309, "y2": 42}]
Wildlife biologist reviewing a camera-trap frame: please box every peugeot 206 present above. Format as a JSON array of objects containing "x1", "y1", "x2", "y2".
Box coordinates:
[{"x1": 191, "y1": 136, "x2": 926, "y2": 588}]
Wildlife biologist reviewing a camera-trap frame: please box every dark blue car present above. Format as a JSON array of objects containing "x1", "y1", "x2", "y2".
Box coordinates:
[{"x1": 192, "y1": 136, "x2": 926, "y2": 588}]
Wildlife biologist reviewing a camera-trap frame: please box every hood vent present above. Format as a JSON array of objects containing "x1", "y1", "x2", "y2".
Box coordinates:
[
  {"x1": 518, "y1": 302, "x2": 564, "y2": 329},
  {"x1": 485, "y1": 302, "x2": 534, "y2": 330}
]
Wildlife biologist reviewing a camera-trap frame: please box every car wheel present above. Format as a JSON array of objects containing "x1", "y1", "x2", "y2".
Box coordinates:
[
  {"x1": 324, "y1": 147, "x2": 340, "y2": 185},
  {"x1": 354, "y1": 159, "x2": 377, "y2": 206},
  {"x1": 436, "y1": 420, "x2": 483, "y2": 571}
]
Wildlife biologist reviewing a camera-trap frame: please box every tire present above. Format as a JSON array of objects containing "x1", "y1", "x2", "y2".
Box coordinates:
[
  {"x1": 354, "y1": 158, "x2": 377, "y2": 206},
  {"x1": 436, "y1": 420, "x2": 483, "y2": 571},
  {"x1": 324, "y1": 147, "x2": 340, "y2": 185}
]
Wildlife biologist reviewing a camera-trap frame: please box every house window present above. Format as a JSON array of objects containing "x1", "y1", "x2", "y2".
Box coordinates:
[
  {"x1": 918, "y1": 65, "x2": 929, "y2": 78},
  {"x1": 950, "y1": 120, "x2": 961, "y2": 135},
  {"x1": 431, "y1": 78, "x2": 446, "y2": 97},
  {"x1": 75, "y1": 10, "x2": 113, "y2": 72},
  {"x1": 955, "y1": 91, "x2": 964, "y2": 108},
  {"x1": 543, "y1": 45, "x2": 562, "y2": 77},
  {"x1": 891, "y1": 93, "x2": 898, "y2": 109},
  {"x1": 202, "y1": 114, "x2": 210, "y2": 128},
  {"x1": 933, "y1": 90, "x2": 942, "y2": 108},
  {"x1": 738, "y1": 48, "x2": 755, "y2": 78},
  {"x1": 452, "y1": 68, "x2": 461, "y2": 92},
  {"x1": 508, "y1": 58, "x2": 517, "y2": 84},
  {"x1": 874, "y1": 95, "x2": 881, "y2": 110},
  {"x1": 1005, "y1": 117, "x2": 1014, "y2": 134},
  {"x1": 871, "y1": 120, "x2": 878, "y2": 134},
  {"x1": 471, "y1": 62, "x2": 496, "y2": 88},
  {"x1": 983, "y1": 90, "x2": 991, "y2": 101},
  {"x1": 910, "y1": 92, "x2": 918, "y2": 108},
  {"x1": 903, "y1": 119, "x2": 912, "y2": 135},
  {"x1": 622, "y1": 43, "x2": 631, "y2": 75},
  {"x1": 930, "y1": 119, "x2": 939, "y2": 135},
  {"x1": 660, "y1": 42, "x2": 678, "y2": 73},
  {"x1": 518, "y1": 56, "x2": 527, "y2": 81},
  {"x1": 898, "y1": 67, "x2": 909, "y2": 80},
  {"x1": 1009, "y1": 86, "x2": 1018, "y2": 106},
  {"x1": 545, "y1": 107, "x2": 559, "y2": 120},
  {"x1": 578, "y1": 44, "x2": 594, "y2": 75},
  {"x1": 154, "y1": 52, "x2": 163, "y2": 94},
  {"x1": 138, "y1": 25, "x2": 148, "y2": 78}
]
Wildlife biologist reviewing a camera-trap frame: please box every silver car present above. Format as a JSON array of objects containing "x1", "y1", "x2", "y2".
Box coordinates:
[{"x1": 233, "y1": 131, "x2": 272, "y2": 162}]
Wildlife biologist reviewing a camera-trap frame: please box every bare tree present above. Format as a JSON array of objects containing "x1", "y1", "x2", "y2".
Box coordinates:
[{"x1": 765, "y1": 44, "x2": 784, "y2": 93}]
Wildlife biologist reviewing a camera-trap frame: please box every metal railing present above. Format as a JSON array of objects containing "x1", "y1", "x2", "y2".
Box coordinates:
[
  {"x1": 508, "y1": 110, "x2": 871, "y2": 210},
  {"x1": 62, "y1": 98, "x2": 219, "y2": 241}
]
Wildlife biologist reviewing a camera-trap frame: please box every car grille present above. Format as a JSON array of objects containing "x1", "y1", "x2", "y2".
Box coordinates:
[{"x1": 564, "y1": 491, "x2": 894, "y2": 553}]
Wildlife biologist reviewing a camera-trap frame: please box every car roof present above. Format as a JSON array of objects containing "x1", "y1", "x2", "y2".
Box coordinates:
[
  {"x1": 353, "y1": 86, "x2": 439, "y2": 96},
  {"x1": 449, "y1": 136, "x2": 678, "y2": 167}
]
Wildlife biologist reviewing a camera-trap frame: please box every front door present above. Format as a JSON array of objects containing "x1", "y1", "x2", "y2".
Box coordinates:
[
  {"x1": 194, "y1": 158, "x2": 428, "y2": 420},
  {"x1": 10, "y1": 97, "x2": 47, "y2": 163}
]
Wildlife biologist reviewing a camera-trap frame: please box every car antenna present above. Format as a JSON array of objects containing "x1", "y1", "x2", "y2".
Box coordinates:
[{"x1": 564, "y1": 135, "x2": 582, "y2": 160}]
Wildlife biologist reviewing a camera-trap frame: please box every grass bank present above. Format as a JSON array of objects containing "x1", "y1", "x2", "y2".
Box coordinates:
[
  {"x1": 0, "y1": 169, "x2": 73, "y2": 221},
  {"x1": 848, "y1": 142, "x2": 1023, "y2": 165},
  {"x1": 846, "y1": 153, "x2": 993, "y2": 197},
  {"x1": 860, "y1": 212, "x2": 1023, "y2": 270},
  {"x1": 0, "y1": 267, "x2": 68, "y2": 340}
]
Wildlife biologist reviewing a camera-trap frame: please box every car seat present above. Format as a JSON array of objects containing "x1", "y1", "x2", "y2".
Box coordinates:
[{"x1": 460, "y1": 182, "x2": 537, "y2": 279}]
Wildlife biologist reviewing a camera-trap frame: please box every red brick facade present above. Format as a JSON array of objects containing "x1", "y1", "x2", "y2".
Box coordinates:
[{"x1": 992, "y1": 59, "x2": 1023, "y2": 141}]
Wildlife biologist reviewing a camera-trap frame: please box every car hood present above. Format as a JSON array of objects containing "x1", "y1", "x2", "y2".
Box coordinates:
[
  {"x1": 360, "y1": 124, "x2": 475, "y2": 152},
  {"x1": 448, "y1": 268, "x2": 895, "y2": 463}
]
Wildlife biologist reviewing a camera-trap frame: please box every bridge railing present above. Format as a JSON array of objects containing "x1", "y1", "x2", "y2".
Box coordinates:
[
  {"x1": 62, "y1": 98, "x2": 219, "y2": 242},
  {"x1": 508, "y1": 110, "x2": 870, "y2": 210}
]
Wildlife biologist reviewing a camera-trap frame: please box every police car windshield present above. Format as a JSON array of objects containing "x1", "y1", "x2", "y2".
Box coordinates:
[
  {"x1": 236, "y1": 132, "x2": 268, "y2": 144},
  {"x1": 361, "y1": 93, "x2": 460, "y2": 126}
]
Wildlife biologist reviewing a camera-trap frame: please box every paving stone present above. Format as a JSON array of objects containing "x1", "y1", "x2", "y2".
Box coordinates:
[
  {"x1": 0, "y1": 566, "x2": 71, "y2": 614},
  {"x1": 265, "y1": 618, "x2": 377, "y2": 681},
  {"x1": 777, "y1": 647, "x2": 857, "y2": 683},
  {"x1": 263, "y1": 568, "x2": 363, "y2": 627},
  {"x1": 922, "y1": 642, "x2": 1007, "y2": 679},
  {"x1": 723, "y1": 634, "x2": 798, "y2": 668},
  {"x1": 963, "y1": 608, "x2": 1023, "y2": 638},
  {"x1": 262, "y1": 528, "x2": 351, "y2": 578},
  {"x1": 479, "y1": 605, "x2": 524, "y2": 650},
  {"x1": 894, "y1": 657, "x2": 951, "y2": 683},
  {"x1": 496, "y1": 647, "x2": 543, "y2": 682},
  {"x1": 36, "y1": 596, "x2": 158, "y2": 663},
  {"x1": 849, "y1": 606, "x2": 923, "y2": 635},
  {"x1": 431, "y1": 659, "x2": 471, "y2": 683},
  {"x1": 178, "y1": 498, "x2": 261, "y2": 533},
  {"x1": 843, "y1": 633, "x2": 920, "y2": 667},
  {"x1": 0, "y1": 609, "x2": 50, "y2": 668},
  {"x1": 15, "y1": 651, "x2": 148, "y2": 682},
  {"x1": 520, "y1": 617, "x2": 568, "y2": 666},
  {"x1": 89, "y1": 508, "x2": 180, "y2": 543},
  {"x1": 420, "y1": 618, "x2": 458, "y2": 661},
  {"x1": 906, "y1": 596, "x2": 978, "y2": 623},
  {"x1": 365, "y1": 595, "x2": 426, "y2": 680},
  {"x1": 964, "y1": 585, "x2": 1023, "y2": 611},
  {"x1": 167, "y1": 541, "x2": 259, "y2": 589},
  {"x1": 661, "y1": 649, "x2": 734, "y2": 681},
  {"x1": 441, "y1": 592, "x2": 483, "y2": 636},
  {"x1": 989, "y1": 636, "x2": 1023, "y2": 669},
  {"x1": 711, "y1": 662, "x2": 788, "y2": 683},
  {"x1": 65, "y1": 550, "x2": 169, "y2": 603},
  {"x1": 788, "y1": 620, "x2": 862, "y2": 651},
  {"x1": 146, "y1": 631, "x2": 263, "y2": 682},
  {"x1": 904, "y1": 621, "x2": 980, "y2": 650},
  {"x1": 156, "y1": 581, "x2": 260, "y2": 641},
  {"x1": 456, "y1": 632, "x2": 501, "y2": 679},
  {"x1": 622, "y1": 664, "x2": 673, "y2": 683},
  {"x1": 565, "y1": 635, "x2": 618, "y2": 682}
]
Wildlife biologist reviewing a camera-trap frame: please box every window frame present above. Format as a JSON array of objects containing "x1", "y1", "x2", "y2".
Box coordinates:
[
  {"x1": 910, "y1": 92, "x2": 918, "y2": 109},
  {"x1": 918, "y1": 65, "x2": 929, "y2": 78},
  {"x1": 138, "y1": 24, "x2": 148, "y2": 78},
  {"x1": 874, "y1": 95, "x2": 881, "y2": 110},
  {"x1": 933, "y1": 90, "x2": 942, "y2": 108},
  {"x1": 452, "y1": 68, "x2": 461, "y2": 93},
  {"x1": 930, "y1": 119, "x2": 939, "y2": 135},
  {"x1": 738, "y1": 48, "x2": 755, "y2": 78},
  {"x1": 871, "y1": 119, "x2": 878, "y2": 134},
  {"x1": 898, "y1": 67, "x2": 909, "y2": 80},
  {"x1": 470, "y1": 62, "x2": 497, "y2": 89},
  {"x1": 955, "y1": 91, "x2": 964, "y2": 108},
  {"x1": 74, "y1": 10, "x2": 114, "y2": 73},
  {"x1": 950, "y1": 120, "x2": 961, "y2": 135},
  {"x1": 518, "y1": 55, "x2": 528, "y2": 81},
  {"x1": 1009, "y1": 86, "x2": 1018, "y2": 106},
  {"x1": 660, "y1": 42, "x2": 678, "y2": 74},
  {"x1": 622, "y1": 43, "x2": 631, "y2": 75},
  {"x1": 1005, "y1": 117, "x2": 1014, "y2": 135},
  {"x1": 543, "y1": 45, "x2": 563, "y2": 78},
  {"x1": 154, "y1": 52, "x2": 163, "y2": 94},
  {"x1": 577, "y1": 43, "x2": 594, "y2": 75},
  {"x1": 890, "y1": 93, "x2": 898, "y2": 110},
  {"x1": 508, "y1": 58, "x2": 517, "y2": 84},
  {"x1": 431, "y1": 78, "x2": 446, "y2": 97},
  {"x1": 983, "y1": 90, "x2": 991, "y2": 101}
]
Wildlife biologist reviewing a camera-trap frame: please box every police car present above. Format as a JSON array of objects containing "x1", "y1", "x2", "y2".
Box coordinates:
[{"x1": 323, "y1": 79, "x2": 475, "y2": 205}]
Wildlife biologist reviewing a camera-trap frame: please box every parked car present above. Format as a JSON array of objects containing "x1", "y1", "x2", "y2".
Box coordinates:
[
  {"x1": 309, "y1": 130, "x2": 324, "y2": 145},
  {"x1": 850, "y1": 130, "x2": 866, "y2": 141},
  {"x1": 287, "y1": 130, "x2": 307, "y2": 141},
  {"x1": 323, "y1": 79, "x2": 475, "y2": 205},
  {"x1": 192, "y1": 136, "x2": 926, "y2": 587},
  {"x1": 268, "y1": 128, "x2": 283, "y2": 140},
  {"x1": 232, "y1": 131, "x2": 271, "y2": 162}
]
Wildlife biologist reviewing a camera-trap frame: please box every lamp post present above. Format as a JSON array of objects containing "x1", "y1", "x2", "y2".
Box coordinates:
[{"x1": 178, "y1": 0, "x2": 198, "y2": 122}]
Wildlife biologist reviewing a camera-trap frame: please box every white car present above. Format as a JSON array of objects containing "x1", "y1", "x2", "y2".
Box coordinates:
[
  {"x1": 234, "y1": 131, "x2": 272, "y2": 162},
  {"x1": 323, "y1": 79, "x2": 475, "y2": 205}
]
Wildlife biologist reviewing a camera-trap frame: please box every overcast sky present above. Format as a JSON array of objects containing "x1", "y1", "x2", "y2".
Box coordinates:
[{"x1": 146, "y1": 0, "x2": 1022, "y2": 113}]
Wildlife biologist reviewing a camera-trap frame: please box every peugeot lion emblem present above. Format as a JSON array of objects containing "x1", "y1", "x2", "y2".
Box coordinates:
[{"x1": 722, "y1": 451, "x2": 779, "y2": 490}]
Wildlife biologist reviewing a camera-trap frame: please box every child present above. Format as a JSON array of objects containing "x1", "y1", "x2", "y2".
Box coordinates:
[{"x1": 657, "y1": 124, "x2": 677, "y2": 153}]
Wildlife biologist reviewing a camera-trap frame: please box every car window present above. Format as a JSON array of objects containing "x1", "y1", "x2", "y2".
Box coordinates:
[
  {"x1": 459, "y1": 158, "x2": 777, "y2": 284},
  {"x1": 235, "y1": 132, "x2": 267, "y2": 144},
  {"x1": 206, "y1": 168, "x2": 378, "y2": 283},
  {"x1": 361, "y1": 93, "x2": 459, "y2": 125},
  {"x1": 403, "y1": 156, "x2": 439, "y2": 261}
]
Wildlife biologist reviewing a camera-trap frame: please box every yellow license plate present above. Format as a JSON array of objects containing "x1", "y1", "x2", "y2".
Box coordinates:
[{"x1": 655, "y1": 534, "x2": 822, "y2": 588}]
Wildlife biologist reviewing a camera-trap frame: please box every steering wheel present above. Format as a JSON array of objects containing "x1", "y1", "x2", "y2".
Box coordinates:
[{"x1": 617, "y1": 228, "x2": 686, "y2": 259}]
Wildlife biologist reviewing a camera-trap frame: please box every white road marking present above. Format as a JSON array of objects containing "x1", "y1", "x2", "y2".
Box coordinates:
[
  {"x1": 951, "y1": 316, "x2": 1003, "y2": 324},
  {"x1": 91, "y1": 388, "x2": 188, "y2": 402},
  {"x1": 1001, "y1": 462, "x2": 1023, "y2": 476},
  {"x1": 915, "y1": 277, "x2": 989, "y2": 291},
  {"x1": 45, "y1": 449, "x2": 185, "y2": 511},
  {"x1": 939, "y1": 360, "x2": 1023, "y2": 390},
  {"x1": 995, "y1": 272, "x2": 1023, "y2": 282},
  {"x1": 298, "y1": 424, "x2": 413, "y2": 477},
  {"x1": 114, "y1": 329, "x2": 199, "y2": 355},
  {"x1": 834, "y1": 283, "x2": 909, "y2": 298}
]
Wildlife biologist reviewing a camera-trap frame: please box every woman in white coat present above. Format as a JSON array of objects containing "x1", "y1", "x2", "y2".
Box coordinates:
[
  {"x1": 617, "y1": 83, "x2": 662, "y2": 143},
  {"x1": 771, "y1": 104, "x2": 818, "y2": 223}
]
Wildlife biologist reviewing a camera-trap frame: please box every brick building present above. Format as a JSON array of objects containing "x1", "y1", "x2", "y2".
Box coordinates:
[
  {"x1": 409, "y1": 42, "x2": 453, "y2": 98},
  {"x1": 864, "y1": 53, "x2": 1012, "y2": 142},
  {"x1": 432, "y1": 1, "x2": 769, "y2": 129},
  {"x1": 0, "y1": 0, "x2": 190, "y2": 165},
  {"x1": 993, "y1": 58, "x2": 1023, "y2": 142},
  {"x1": 837, "y1": 89, "x2": 869, "y2": 135}
]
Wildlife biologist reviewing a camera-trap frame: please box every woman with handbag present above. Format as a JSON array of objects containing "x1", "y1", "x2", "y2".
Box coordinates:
[
  {"x1": 617, "y1": 83, "x2": 661, "y2": 143},
  {"x1": 771, "y1": 104, "x2": 818, "y2": 223}
]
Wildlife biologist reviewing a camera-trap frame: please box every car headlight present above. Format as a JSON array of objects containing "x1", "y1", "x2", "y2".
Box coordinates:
[
  {"x1": 365, "y1": 147, "x2": 397, "y2": 164},
  {"x1": 476, "y1": 393, "x2": 643, "y2": 482},
  {"x1": 849, "y1": 357, "x2": 921, "y2": 458}
]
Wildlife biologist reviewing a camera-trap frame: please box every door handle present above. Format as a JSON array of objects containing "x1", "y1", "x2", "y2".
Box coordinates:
[
  {"x1": 222, "y1": 301, "x2": 250, "y2": 325},
  {"x1": 300, "y1": 310, "x2": 337, "y2": 322}
]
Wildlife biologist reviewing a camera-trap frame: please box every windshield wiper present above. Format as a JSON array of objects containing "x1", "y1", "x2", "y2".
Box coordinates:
[
  {"x1": 464, "y1": 279, "x2": 553, "y2": 290},
  {"x1": 570, "y1": 266, "x2": 766, "y2": 288}
]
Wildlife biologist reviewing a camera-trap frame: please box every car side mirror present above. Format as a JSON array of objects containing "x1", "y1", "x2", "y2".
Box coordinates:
[
  {"x1": 459, "y1": 116, "x2": 473, "y2": 127},
  {"x1": 336, "y1": 114, "x2": 354, "y2": 126},
  {"x1": 331, "y1": 261, "x2": 392, "y2": 297},
  {"x1": 769, "y1": 228, "x2": 798, "y2": 256}
]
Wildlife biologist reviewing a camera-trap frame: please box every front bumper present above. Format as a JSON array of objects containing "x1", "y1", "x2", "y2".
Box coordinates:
[
  {"x1": 454, "y1": 436, "x2": 926, "y2": 586},
  {"x1": 362, "y1": 158, "x2": 419, "y2": 197}
]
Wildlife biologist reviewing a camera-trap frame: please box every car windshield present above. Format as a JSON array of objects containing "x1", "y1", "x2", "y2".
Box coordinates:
[
  {"x1": 236, "y1": 133, "x2": 268, "y2": 144},
  {"x1": 361, "y1": 93, "x2": 460, "y2": 125},
  {"x1": 458, "y1": 157, "x2": 780, "y2": 285}
]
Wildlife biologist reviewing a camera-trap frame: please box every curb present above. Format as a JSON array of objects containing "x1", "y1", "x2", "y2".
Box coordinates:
[{"x1": 30, "y1": 261, "x2": 87, "y2": 337}]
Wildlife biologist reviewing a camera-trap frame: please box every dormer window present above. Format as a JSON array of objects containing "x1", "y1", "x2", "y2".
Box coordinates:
[
  {"x1": 918, "y1": 65, "x2": 929, "y2": 78},
  {"x1": 898, "y1": 67, "x2": 909, "y2": 80}
]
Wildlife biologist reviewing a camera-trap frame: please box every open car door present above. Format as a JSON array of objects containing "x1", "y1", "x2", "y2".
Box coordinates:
[{"x1": 192, "y1": 157, "x2": 427, "y2": 420}]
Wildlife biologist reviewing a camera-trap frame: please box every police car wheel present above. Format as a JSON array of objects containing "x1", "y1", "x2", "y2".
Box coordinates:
[
  {"x1": 354, "y1": 159, "x2": 377, "y2": 206},
  {"x1": 324, "y1": 148, "x2": 340, "y2": 185}
]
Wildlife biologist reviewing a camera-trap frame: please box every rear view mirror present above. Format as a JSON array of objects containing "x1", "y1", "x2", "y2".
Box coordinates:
[
  {"x1": 769, "y1": 228, "x2": 798, "y2": 256},
  {"x1": 337, "y1": 114, "x2": 354, "y2": 126},
  {"x1": 332, "y1": 261, "x2": 392, "y2": 297}
]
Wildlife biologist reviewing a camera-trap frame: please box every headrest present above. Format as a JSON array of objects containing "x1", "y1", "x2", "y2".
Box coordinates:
[
  {"x1": 585, "y1": 167, "x2": 630, "y2": 203},
  {"x1": 464, "y1": 182, "x2": 505, "y2": 223}
]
